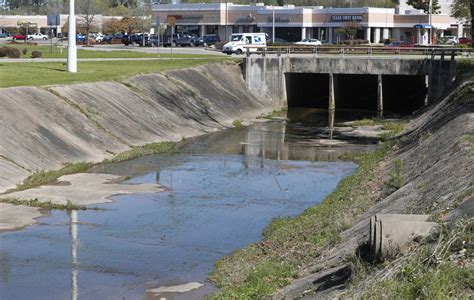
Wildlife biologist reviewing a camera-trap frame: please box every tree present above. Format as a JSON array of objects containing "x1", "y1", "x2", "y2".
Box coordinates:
[
  {"x1": 78, "y1": 0, "x2": 106, "y2": 45},
  {"x1": 407, "y1": 0, "x2": 441, "y2": 14},
  {"x1": 335, "y1": 21, "x2": 362, "y2": 43},
  {"x1": 450, "y1": 0, "x2": 473, "y2": 46}
]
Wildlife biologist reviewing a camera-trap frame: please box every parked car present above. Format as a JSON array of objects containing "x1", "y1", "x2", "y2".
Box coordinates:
[
  {"x1": 122, "y1": 33, "x2": 143, "y2": 45},
  {"x1": 459, "y1": 37, "x2": 473, "y2": 45},
  {"x1": 103, "y1": 33, "x2": 124, "y2": 43},
  {"x1": 0, "y1": 33, "x2": 11, "y2": 38},
  {"x1": 387, "y1": 41, "x2": 413, "y2": 47},
  {"x1": 295, "y1": 38, "x2": 322, "y2": 46},
  {"x1": 163, "y1": 33, "x2": 193, "y2": 47},
  {"x1": 76, "y1": 33, "x2": 87, "y2": 42},
  {"x1": 145, "y1": 34, "x2": 161, "y2": 47},
  {"x1": 12, "y1": 33, "x2": 26, "y2": 40},
  {"x1": 198, "y1": 34, "x2": 221, "y2": 47},
  {"x1": 444, "y1": 36, "x2": 459, "y2": 45},
  {"x1": 28, "y1": 33, "x2": 48, "y2": 40}
]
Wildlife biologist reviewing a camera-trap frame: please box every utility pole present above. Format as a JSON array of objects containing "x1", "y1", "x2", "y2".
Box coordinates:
[
  {"x1": 67, "y1": 0, "x2": 77, "y2": 72},
  {"x1": 428, "y1": 0, "x2": 433, "y2": 44},
  {"x1": 272, "y1": 4, "x2": 275, "y2": 43},
  {"x1": 224, "y1": 0, "x2": 228, "y2": 42}
]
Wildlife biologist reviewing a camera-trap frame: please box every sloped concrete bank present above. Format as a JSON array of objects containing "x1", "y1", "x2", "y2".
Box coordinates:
[
  {"x1": 274, "y1": 77, "x2": 474, "y2": 298},
  {"x1": 0, "y1": 61, "x2": 278, "y2": 230}
]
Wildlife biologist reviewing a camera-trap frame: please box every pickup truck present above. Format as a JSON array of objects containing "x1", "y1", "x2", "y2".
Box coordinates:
[
  {"x1": 163, "y1": 33, "x2": 193, "y2": 47},
  {"x1": 27, "y1": 33, "x2": 48, "y2": 40}
]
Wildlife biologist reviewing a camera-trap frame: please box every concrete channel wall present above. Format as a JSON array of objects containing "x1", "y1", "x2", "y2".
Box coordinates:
[
  {"x1": 244, "y1": 57, "x2": 455, "y2": 108},
  {"x1": 0, "y1": 62, "x2": 279, "y2": 193}
]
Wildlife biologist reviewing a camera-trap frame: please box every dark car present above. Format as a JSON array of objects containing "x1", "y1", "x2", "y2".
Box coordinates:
[
  {"x1": 103, "y1": 33, "x2": 124, "y2": 43},
  {"x1": 122, "y1": 33, "x2": 144, "y2": 46},
  {"x1": 0, "y1": 33, "x2": 11, "y2": 38},
  {"x1": 163, "y1": 33, "x2": 193, "y2": 47},
  {"x1": 198, "y1": 34, "x2": 221, "y2": 47},
  {"x1": 144, "y1": 34, "x2": 161, "y2": 47}
]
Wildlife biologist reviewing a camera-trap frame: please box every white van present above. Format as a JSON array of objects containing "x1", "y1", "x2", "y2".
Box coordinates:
[{"x1": 222, "y1": 33, "x2": 267, "y2": 55}]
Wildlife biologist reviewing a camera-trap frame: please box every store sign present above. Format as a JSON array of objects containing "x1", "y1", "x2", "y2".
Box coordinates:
[
  {"x1": 267, "y1": 16, "x2": 291, "y2": 23},
  {"x1": 236, "y1": 15, "x2": 255, "y2": 23},
  {"x1": 330, "y1": 15, "x2": 362, "y2": 22},
  {"x1": 169, "y1": 14, "x2": 204, "y2": 20}
]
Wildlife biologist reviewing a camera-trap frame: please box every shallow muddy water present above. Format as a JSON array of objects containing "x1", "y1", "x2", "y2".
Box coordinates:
[{"x1": 0, "y1": 109, "x2": 375, "y2": 299}]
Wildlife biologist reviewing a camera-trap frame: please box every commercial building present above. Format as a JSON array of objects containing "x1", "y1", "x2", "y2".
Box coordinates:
[{"x1": 151, "y1": 3, "x2": 464, "y2": 45}]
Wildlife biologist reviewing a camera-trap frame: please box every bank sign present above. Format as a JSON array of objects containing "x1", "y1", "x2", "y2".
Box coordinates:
[{"x1": 330, "y1": 15, "x2": 362, "y2": 22}]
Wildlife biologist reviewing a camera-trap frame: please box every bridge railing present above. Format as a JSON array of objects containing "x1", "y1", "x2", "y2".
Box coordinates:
[{"x1": 244, "y1": 45, "x2": 474, "y2": 58}]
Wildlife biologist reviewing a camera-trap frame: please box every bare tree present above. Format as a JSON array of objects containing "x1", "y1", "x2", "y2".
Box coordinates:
[{"x1": 78, "y1": 0, "x2": 103, "y2": 45}]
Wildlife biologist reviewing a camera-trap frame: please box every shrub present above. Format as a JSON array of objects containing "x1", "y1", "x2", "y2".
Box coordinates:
[
  {"x1": 22, "y1": 48, "x2": 28, "y2": 55},
  {"x1": 31, "y1": 50, "x2": 42, "y2": 58},
  {"x1": 0, "y1": 46, "x2": 21, "y2": 58}
]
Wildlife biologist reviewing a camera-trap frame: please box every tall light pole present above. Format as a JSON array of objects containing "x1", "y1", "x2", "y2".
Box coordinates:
[
  {"x1": 272, "y1": 4, "x2": 275, "y2": 43},
  {"x1": 224, "y1": 0, "x2": 228, "y2": 42},
  {"x1": 67, "y1": 0, "x2": 77, "y2": 73},
  {"x1": 428, "y1": 0, "x2": 433, "y2": 44}
]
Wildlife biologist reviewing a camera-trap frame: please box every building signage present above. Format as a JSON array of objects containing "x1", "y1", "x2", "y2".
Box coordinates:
[
  {"x1": 330, "y1": 15, "x2": 362, "y2": 22},
  {"x1": 169, "y1": 14, "x2": 203, "y2": 20},
  {"x1": 236, "y1": 15, "x2": 255, "y2": 23},
  {"x1": 267, "y1": 16, "x2": 291, "y2": 23}
]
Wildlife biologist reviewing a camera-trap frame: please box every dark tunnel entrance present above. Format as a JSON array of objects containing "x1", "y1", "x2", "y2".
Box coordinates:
[
  {"x1": 285, "y1": 73, "x2": 329, "y2": 108},
  {"x1": 285, "y1": 73, "x2": 427, "y2": 115},
  {"x1": 382, "y1": 75, "x2": 427, "y2": 113}
]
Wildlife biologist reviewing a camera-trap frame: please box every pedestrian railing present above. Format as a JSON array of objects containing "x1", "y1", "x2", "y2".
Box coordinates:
[{"x1": 244, "y1": 45, "x2": 474, "y2": 59}]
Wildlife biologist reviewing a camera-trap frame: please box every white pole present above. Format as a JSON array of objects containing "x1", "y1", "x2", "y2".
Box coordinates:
[
  {"x1": 67, "y1": 0, "x2": 77, "y2": 73},
  {"x1": 272, "y1": 5, "x2": 275, "y2": 43},
  {"x1": 428, "y1": 0, "x2": 432, "y2": 44}
]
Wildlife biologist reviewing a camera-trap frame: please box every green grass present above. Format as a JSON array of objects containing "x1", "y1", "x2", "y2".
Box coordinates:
[
  {"x1": 0, "y1": 198, "x2": 94, "y2": 211},
  {"x1": 232, "y1": 119, "x2": 244, "y2": 129},
  {"x1": 3, "y1": 43, "x2": 224, "y2": 59},
  {"x1": 0, "y1": 58, "x2": 232, "y2": 88},
  {"x1": 209, "y1": 139, "x2": 398, "y2": 298},
  {"x1": 385, "y1": 159, "x2": 404, "y2": 190},
  {"x1": 11, "y1": 162, "x2": 93, "y2": 193},
  {"x1": 108, "y1": 141, "x2": 176, "y2": 162}
]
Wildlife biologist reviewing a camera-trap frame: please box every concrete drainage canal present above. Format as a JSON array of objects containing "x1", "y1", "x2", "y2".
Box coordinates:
[{"x1": 0, "y1": 109, "x2": 382, "y2": 299}]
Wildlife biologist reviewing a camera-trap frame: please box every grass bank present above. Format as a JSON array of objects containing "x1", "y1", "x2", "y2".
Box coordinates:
[
  {"x1": 209, "y1": 136, "x2": 399, "y2": 298},
  {"x1": 0, "y1": 58, "x2": 233, "y2": 88},
  {"x1": 2, "y1": 141, "x2": 177, "y2": 196},
  {"x1": 3, "y1": 43, "x2": 223, "y2": 59}
]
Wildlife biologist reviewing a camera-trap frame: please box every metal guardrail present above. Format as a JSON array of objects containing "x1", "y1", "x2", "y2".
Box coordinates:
[{"x1": 244, "y1": 45, "x2": 474, "y2": 59}]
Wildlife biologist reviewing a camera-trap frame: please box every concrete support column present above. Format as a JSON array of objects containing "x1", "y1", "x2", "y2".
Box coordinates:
[
  {"x1": 365, "y1": 27, "x2": 371, "y2": 43},
  {"x1": 249, "y1": 26, "x2": 254, "y2": 33},
  {"x1": 416, "y1": 27, "x2": 421, "y2": 44},
  {"x1": 377, "y1": 74, "x2": 383, "y2": 117},
  {"x1": 328, "y1": 28, "x2": 333, "y2": 43},
  {"x1": 317, "y1": 27, "x2": 322, "y2": 39},
  {"x1": 329, "y1": 73, "x2": 335, "y2": 110},
  {"x1": 329, "y1": 73, "x2": 336, "y2": 139},
  {"x1": 374, "y1": 27, "x2": 381, "y2": 43},
  {"x1": 301, "y1": 27, "x2": 307, "y2": 39},
  {"x1": 382, "y1": 28, "x2": 389, "y2": 40},
  {"x1": 238, "y1": 25, "x2": 243, "y2": 33},
  {"x1": 200, "y1": 25, "x2": 206, "y2": 36},
  {"x1": 425, "y1": 75, "x2": 430, "y2": 105}
]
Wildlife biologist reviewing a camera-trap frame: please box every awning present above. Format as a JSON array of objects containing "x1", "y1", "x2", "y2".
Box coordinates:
[{"x1": 414, "y1": 24, "x2": 434, "y2": 29}]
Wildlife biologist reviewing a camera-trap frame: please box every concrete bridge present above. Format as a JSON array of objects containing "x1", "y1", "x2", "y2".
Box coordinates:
[{"x1": 243, "y1": 54, "x2": 456, "y2": 115}]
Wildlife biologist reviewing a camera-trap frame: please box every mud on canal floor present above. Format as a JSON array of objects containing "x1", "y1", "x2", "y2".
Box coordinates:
[{"x1": 0, "y1": 109, "x2": 378, "y2": 299}]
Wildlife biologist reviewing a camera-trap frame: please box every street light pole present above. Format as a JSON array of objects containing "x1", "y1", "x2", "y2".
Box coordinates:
[
  {"x1": 224, "y1": 0, "x2": 228, "y2": 42},
  {"x1": 67, "y1": 0, "x2": 77, "y2": 73},
  {"x1": 428, "y1": 0, "x2": 433, "y2": 44},
  {"x1": 272, "y1": 4, "x2": 275, "y2": 43}
]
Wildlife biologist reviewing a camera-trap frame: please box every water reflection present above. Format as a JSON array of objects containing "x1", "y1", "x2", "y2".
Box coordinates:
[{"x1": 70, "y1": 210, "x2": 78, "y2": 300}]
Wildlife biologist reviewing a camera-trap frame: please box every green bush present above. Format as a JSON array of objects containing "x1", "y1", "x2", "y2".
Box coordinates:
[
  {"x1": 31, "y1": 50, "x2": 43, "y2": 58},
  {"x1": 22, "y1": 48, "x2": 28, "y2": 55},
  {"x1": 0, "y1": 46, "x2": 21, "y2": 58}
]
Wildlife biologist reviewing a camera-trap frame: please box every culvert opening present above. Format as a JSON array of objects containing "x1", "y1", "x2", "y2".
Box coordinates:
[
  {"x1": 382, "y1": 75, "x2": 427, "y2": 114},
  {"x1": 285, "y1": 73, "x2": 427, "y2": 115},
  {"x1": 285, "y1": 73, "x2": 329, "y2": 108}
]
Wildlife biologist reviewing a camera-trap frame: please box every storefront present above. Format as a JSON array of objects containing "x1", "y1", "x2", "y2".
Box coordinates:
[{"x1": 151, "y1": 3, "x2": 459, "y2": 44}]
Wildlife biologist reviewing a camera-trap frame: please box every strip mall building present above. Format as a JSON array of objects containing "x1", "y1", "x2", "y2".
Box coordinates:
[{"x1": 152, "y1": 3, "x2": 464, "y2": 45}]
